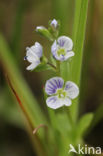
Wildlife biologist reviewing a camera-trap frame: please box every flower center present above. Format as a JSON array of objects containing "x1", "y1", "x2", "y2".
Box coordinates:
[
  {"x1": 57, "y1": 48, "x2": 66, "y2": 56},
  {"x1": 56, "y1": 89, "x2": 66, "y2": 98}
]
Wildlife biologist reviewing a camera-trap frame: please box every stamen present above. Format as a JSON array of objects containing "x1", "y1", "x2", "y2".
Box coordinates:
[
  {"x1": 57, "y1": 89, "x2": 66, "y2": 98},
  {"x1": 57, "y1": 48, "x2": 66, "y2": 56}
]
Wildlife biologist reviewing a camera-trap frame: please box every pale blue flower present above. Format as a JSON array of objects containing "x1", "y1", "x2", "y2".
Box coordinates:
[
  {"x1": 50, "y1": 19, "x2": 58, "y2": 28},
  {"x1": 51, "y1": 36, "x2": 74, "y2": 61},
  {"x1": 24, "y1": 42, "x2": 43, "y2": 70},
  {"x1": 45, "y1": 77, "x2": 79, "y2": 109}
]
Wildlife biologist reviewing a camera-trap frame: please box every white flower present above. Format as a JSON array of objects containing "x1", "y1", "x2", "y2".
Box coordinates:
[
  {"x1": 45, "y1": 77, "x2": 79, "y2": 109},
  {"x1": 24, "y1": 42, "x2": 43, "y2": 70},
  {"x1": 51, "y1": 36, "x2": 74, "y2": 61},
  {"x1": 50, "y1": 19, "x2": 58, "y2": 28}
]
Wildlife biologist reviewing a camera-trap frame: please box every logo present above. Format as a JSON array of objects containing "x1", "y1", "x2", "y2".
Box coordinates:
[{"x1": 68, "y1": 144, "x2": 101, "y2": 155}]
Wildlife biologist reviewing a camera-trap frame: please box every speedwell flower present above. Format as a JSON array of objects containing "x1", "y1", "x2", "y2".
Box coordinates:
[
  {"x1": 24, "y1": 42, "x2": 43, "y2": 70},
  {"x1": 45, "y1": 77, "x2": 79, "y2": 109},
  {"x1": 51, "y1": 36, "x2": 74, "y2": 61}
]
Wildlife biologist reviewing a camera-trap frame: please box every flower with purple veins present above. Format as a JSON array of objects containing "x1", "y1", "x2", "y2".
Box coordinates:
[
  {"x1": 24, "y1": 42, "x2": 43, "y2": 71},
  {"x1": 45, "y1": 77, "x2": 79, "y2": 109},
  {"x1": 51, "y1": 36, "x2": 74, "y2": 61}
]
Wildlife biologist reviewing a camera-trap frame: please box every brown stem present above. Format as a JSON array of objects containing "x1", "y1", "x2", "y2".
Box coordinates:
[
  {"x1": 47, "y1": 62, "x2": 56, "y2": 70},
  {"x1": 6, "y1": 75, "x2": 34, "y2": 130}
]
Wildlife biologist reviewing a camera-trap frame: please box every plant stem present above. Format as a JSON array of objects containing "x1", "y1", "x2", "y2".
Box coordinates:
[
  {"x1": 47, "y1": 62, "x2": 56, "y2": 70},
  {"x1": 68, "y1": 108, "x2": 74, "y2": 127},
  {"x1": 64, "y1": 106, "x2": 74, "y2": 127},
  {"x1": 43, "y1": 88, "x2": 57, "y2": 129}
]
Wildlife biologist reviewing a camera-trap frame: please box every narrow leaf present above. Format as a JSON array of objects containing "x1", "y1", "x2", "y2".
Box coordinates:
[
  {"x1": 75, "y1": 113, "x2": 93, "y2": 140},
  {"x1": 0, "y1": 33, "x2": 48, "y2": 130},
  {"x1": 86, "y1": 103, "x2": 103, "y2": 136},
  {"x1": 70, "y1": 0, "x2": 89, "y2": 122}
]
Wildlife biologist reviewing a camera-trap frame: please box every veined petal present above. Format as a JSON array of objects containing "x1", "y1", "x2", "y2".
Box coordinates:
[
  {"x1": 27, "y1": 53, "x2": 40, "y2": 63},
  {"x1": 64, "y1": 51, "x2": 75, "y2": 60},
  {"x1": 54, "y1": 54, "x2": 65, "y2": 61},
  {"x1": 26, "y1": 60, "x2": 40, "y2": 71},
  {"x1": 26, "y1": 47, "x2": 36, "y2": 58},
  {"x1": 46, "y1": 96, "x2": 71, "y2": 109},
  {"x1": 31, "y1": 42, "x2": 43, "y2": 58},
  {"x1": 57, "y1": 36, "x2": 73, "y2": 50},
  {"x1": 61, "y1": 97, "x2": 72, "y2": 106},
  {"x1": 51, "y1": 40, "x2": 58, "y2": 56},
  {"x1": 26, "y1": 42, "x2": 43, "y2": 59},
  {"x1": 65, "y1": 81, "x2": 79, "y2": 99},
  {"x1": 46, "y1": 96, "x2": 64, "y2": 109},
  {"x1": 45, "y1": 77, "x2": 64, "y2": 95}
]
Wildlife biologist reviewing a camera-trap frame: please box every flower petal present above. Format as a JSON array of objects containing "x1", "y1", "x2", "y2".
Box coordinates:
[
  {"x1": 26, "y1": 61, "x2": 40, "y2": 71},
  {"x1": 26, "y1": 42, "x2": 42, "y2": 59},
  {"x1": 51, "y1": 40, "x2": 58, "y2": 56},
  {"x1": 46, "y1": 96, "x2": 64, "y2": 109},
  {"x1": 62, "y1": 97, "x2": 72, "y2": 106},
  {"x1": 31, "y1": 42, "x2": 43, "y2": 58},
  {"x1": 26, "y1": 47, "x2": 36, "y2": 58},
  {"x1": 64, "y1": 51, "x2": 75, "y2": 60},
  {"x1": 46, "y1": 96, "x2": 71, "y2": 109},
  {"x1": 45, "y1": 77, "x2": 64, "y2": 95},
  {"x1": 57, "y1": 36, "x2": 73, "y2": 50},
  {"x1": 26, "y1": 52, "x2": 40, "y2": 63},
  {"x1": 65, "y1": 81, "x2": 79, "y2": 99}
]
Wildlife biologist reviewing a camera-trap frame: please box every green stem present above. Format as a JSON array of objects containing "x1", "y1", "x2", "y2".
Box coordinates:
[
  {"x1": 64, "y1": 106, "x2": 74, "y2": 127},
  {"x1": 47, "y1": 62, "x2": 56, "y2": 70},
  {"x1": 43, "y1": 88, "x2": 57, "y2": 130},
  {"x1": 68, "y1": 108, "x2": 74, "y2": 127}
]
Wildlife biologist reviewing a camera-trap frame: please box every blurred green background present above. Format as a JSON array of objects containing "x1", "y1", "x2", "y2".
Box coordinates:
[{"x1": 0, "y1": 0, "x2": 103, "y2": 155}]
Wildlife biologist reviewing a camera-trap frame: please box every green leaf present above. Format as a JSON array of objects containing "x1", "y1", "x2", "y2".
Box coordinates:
[
  {"x1": 0, "y1": 33, "x2": 48, "y2": 131},
  {"x1": 0, "y1": 33, "x2": 49, "y2": 156},
  {"x1": 56, "y1": 113, "x2": 72, "y2": 134},
  {"x1": 34, "y1": 56, "x2": 56, "y2": 72},
  {"x1": 86, "y1": 103, "x2": 103, "y2": 136},
  {"x1": 75, "y1": 113, "x2": 93, "y2": 140},
  {"x1": 36, "y1": 27, "x2": 53, "y2": 41},
  {"x1": 34, "y1": 63, "x2": 53, "y2": 72},
  {"x1": 91, "y1": 103, "x2": 103, "y2": 128},
  {"x1": 70, "y1": 0, "x2": 89, "y2": 123}
]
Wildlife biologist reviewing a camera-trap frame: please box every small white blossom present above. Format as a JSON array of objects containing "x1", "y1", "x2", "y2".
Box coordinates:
[
  {"x1": 51, "y1": 36, "x2": 74, "y2": 61},
  {"x1": 45, "y1": 77, "x2": 79, "y2": 109},
  {"x1": 24, "y1": 42, "x2": 43, "y2": 71}
]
